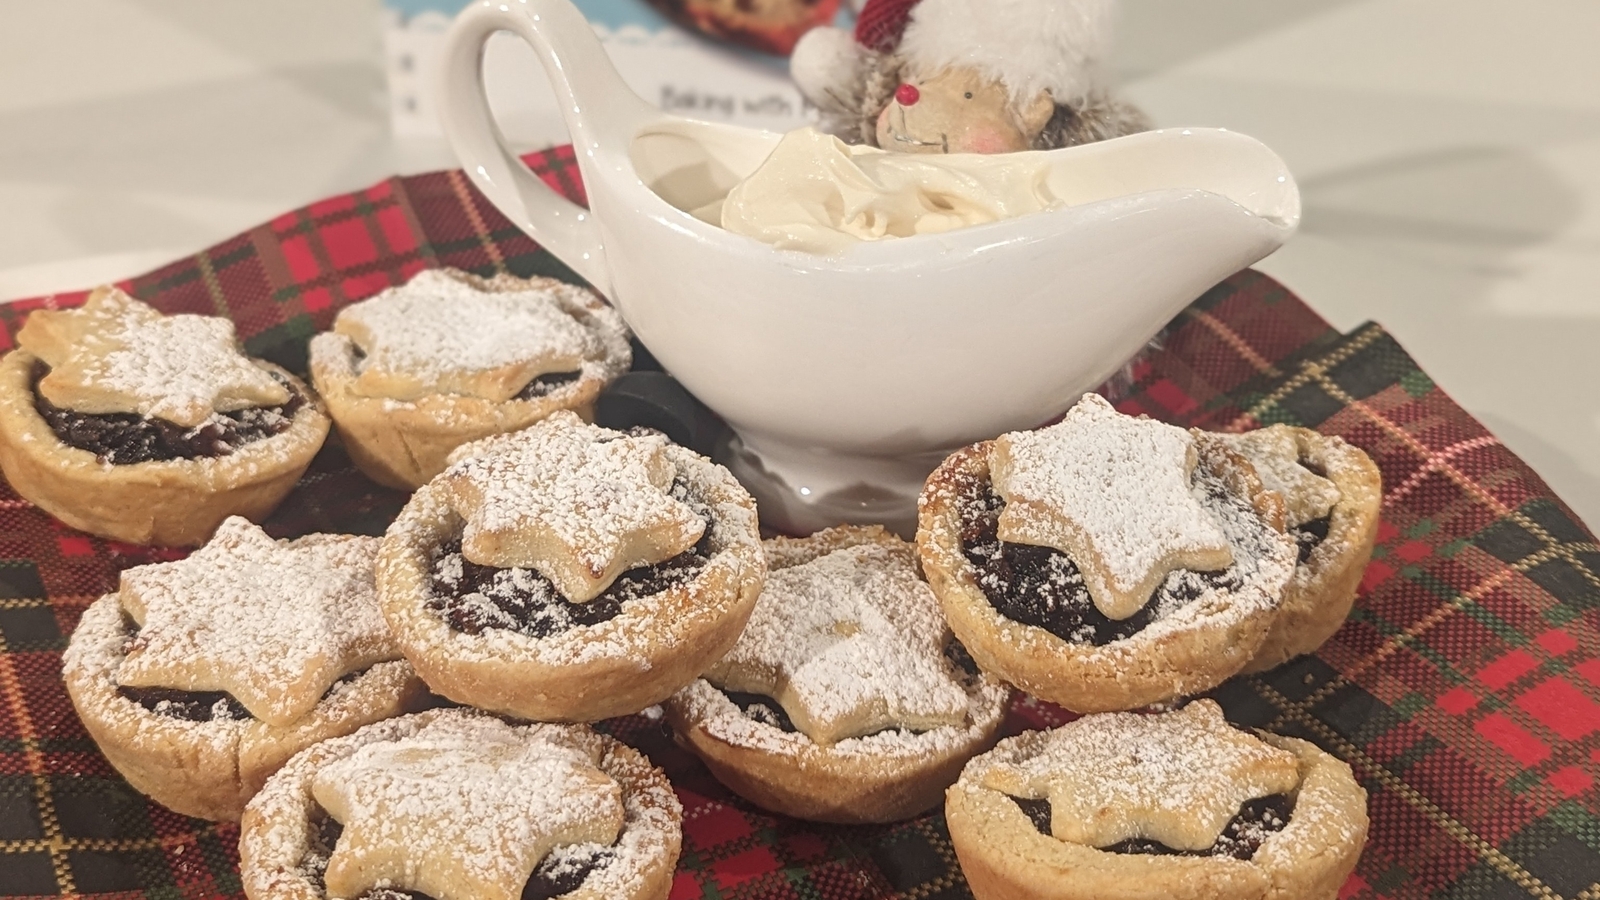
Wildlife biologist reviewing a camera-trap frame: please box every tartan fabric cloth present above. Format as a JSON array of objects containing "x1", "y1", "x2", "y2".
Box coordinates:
[{"x1": 0, "y1": 147, "x2": 1596, "y2": 900}]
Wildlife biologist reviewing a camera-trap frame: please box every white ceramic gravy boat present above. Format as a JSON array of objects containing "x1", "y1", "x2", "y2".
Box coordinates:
[{"x1": 436, "y1": 0, "x2": 1301, "y2": 535}]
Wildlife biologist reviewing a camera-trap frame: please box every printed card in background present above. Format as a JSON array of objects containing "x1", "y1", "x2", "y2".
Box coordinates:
[{"x1": 384, "y1": 0, "x2": 828, "y2": 147}]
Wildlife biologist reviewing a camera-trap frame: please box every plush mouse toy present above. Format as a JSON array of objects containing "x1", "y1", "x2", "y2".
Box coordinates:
[{"x1": 791, "y1": 0, "x2": 1148, "y2": 152}]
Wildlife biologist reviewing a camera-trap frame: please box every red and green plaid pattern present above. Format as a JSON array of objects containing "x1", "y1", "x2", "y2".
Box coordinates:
[{"x1": 0, "y1": 148, "x2": 1595, "y2": 899}]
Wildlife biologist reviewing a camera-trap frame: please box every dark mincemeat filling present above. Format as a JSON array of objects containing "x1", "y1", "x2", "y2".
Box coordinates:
[
  {"x1": 349, "y1": 343, "x2": 582, "y2": 402},
  {"x1": 1293, "y1": 515, "x2": 1331, "y2": 565},
  {"x1": 722, "y1": 690, "x2": 797, "y2": 732},
  {"x1": 116, "y1": 616, "x2": 361, "y2": 723},
  {"x1": 1008, "y1": 794, "x2": 1294, "y2": 861},
  {"x1": 117, "y1": 686, "x2": 252, "y2": 722},
  {"x1": 944, "y1": 638, "x2": 982, "y2": 681},
  {"x1": 32, "y1": 362, "x2": 305, "y2": 465},
  {"x1": 718, "y1": 640, "x2": 982, "y2": 737},
  {"x1": 956, "y1": 475, "x2": 1241, "y2": 646},
  {"x1": 515, "y1": 370, "x2": 583, "y2": 400},
  {"x1": 304, "y1": 812, "x2": 612, "y2": 900},
  {"x1": 427, "y1": 478, "x2": 713, "y2": 639},
  {"x1": 117, "y1": 674, "x2": 364, "y2": 724},
  {"x1": 1288, "y1": 455, "x2": 1333, "y2": 565}
]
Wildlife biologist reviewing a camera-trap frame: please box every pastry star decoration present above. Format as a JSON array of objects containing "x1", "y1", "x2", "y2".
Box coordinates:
[
  {"x1": 116, "y1": 517, "x2": 400, "y2": 727},
  {"x1": 1224, "y1": 426, "x2": 1341, "y2": 528},
  {"x1": 983, "y1": 700, "x2": 1302, "y2": 851},
  {"x1": 17, "y1": 286, "x2": 288, "y2": 428},
  {"x1": 708, "y1": 542, "x2": 970, "y2": 743},
  {"x1": 337, "y1": 270, "x2": 594, "y2": 402},
  {"x1": 443, "y1": 411, "x2": 706, "y2": 603},
  {"x1": 313, "y1": 717, "x2": 624, "y2": 900},
  {"x1": 988, "y1": 393, "x2": 1234, "y2": 620}
]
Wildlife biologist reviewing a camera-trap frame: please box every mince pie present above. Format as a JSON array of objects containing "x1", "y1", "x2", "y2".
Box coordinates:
[
  {"x1": 945, "y1": 700, "x2": 1368, "y2": 900},
  {"x1": 0, "y1": 286, "x2": 329, "y2": 546},
  {"x1": 240, "y1": 709, "x2": 682, "y2": 900},
  {"x1": 309, "y1": 268, "x2": 630, "y2": 490},
  {"x1": 665, "y1": 525, "x2": 1009, "y2": 824},
  {"x1": 62, "y1": 518, "x2": 427, "y2": 821},
  {"x1": 917, "y1": 394, "x2": 1298, "y2": 712},
  {"x1": 377, "y1": 411, "x2": 765, "y2": 721},
  {"x1": 1217, "y1": 426, "x2": 1382, "y2": 673}
]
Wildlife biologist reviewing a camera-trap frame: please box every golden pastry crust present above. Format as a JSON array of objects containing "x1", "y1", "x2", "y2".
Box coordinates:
[
  {"x1": 62, "y1": 594, "x2": 428, "y2": 822},
  {"x1": 988, "y1": 395, "x2": 1238, "y2": 622},
  {"x1": 946, "y1": 717, "x2": 1369, "y2": 900},
  {"x1": 1233, "y1": 428, "x2": 1382, "y2": 673},
  {"x1": 438, "y1": 411, "x2": 707, "y2": 603},
  {"x1": 917, "y1": 435, "x2": 1295, "y2": 713},
  {"x1": 665, "y1": 525, "x2": 1010, "y2": 824},
  {"x1": 239, "y1": 710, "x2": 682, "y2": 900},
  {"x1": 0, "y1": 349, "x2": 328, "y2": 547},
  {"x1": 19, "y1": 285, "x2": 291, "y2": 426},
  {"x1": 377, "y1": 442, "x2": 765, "y2": 722},
  {"x1": 759, "y1": 523, "x2": 909, "y2": 568},
  {"x1": 667, "y1": 677, "x2": 1007, "y2": 824},
  {"x1": 308, "y1": 270, "x2": 630, "y2": 490}
]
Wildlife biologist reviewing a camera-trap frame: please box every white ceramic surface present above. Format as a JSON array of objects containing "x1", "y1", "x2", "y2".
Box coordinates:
[{"x1": 435, "y1": 0, "x2": 1301, "y2": 534}]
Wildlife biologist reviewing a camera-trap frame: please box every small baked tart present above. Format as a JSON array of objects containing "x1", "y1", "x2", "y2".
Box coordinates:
[
  {"x1": 377, "y1": 411, "x2": 765, "y2": 722},
  {"x1": 62, "y1": 518, "x2": 428, "y2": 821},
  {"x1": 946, "y1": 700, "x2": 1368, "y2": 900},
  {"x1": 665, "y1": 525, "x2": 1010, "y2": 824},
  {"x1": 0, "y1": 286, "x2": 329, "y2": 546},
  {"x1": 309, "y1": 268, "x2": 630, "y2": 490},
  {"x1": 917, "y1": 394, "x2": 1298, "y2": 713},
  {"x1": 1217, "y1": 426, "x2": 1382, "y2": 673},
  {"x1": 240, "y1": 709, "x2": 682, "y2": 900}
]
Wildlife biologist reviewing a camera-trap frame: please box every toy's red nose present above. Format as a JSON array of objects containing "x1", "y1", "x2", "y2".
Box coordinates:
[{"x1": 894, "y1": 83, "x2": 920, "y2": 106}]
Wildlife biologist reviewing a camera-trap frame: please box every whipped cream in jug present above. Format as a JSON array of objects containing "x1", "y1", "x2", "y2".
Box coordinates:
[{"x1": 689, "y1": 128, "x2": 1077, "y2": 254}]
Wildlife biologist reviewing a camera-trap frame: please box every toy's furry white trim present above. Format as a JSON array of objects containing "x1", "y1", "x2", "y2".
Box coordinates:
[
  {"x1": 898, "y1": 0, "x2": 1115, "y2": 106},
  {"x1": 791, "y1": 26, "x2": 867, "y2": 113}
]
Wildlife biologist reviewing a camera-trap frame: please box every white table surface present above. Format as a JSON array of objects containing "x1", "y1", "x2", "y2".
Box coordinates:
[{"x1": 1, "y1": 0, "x2": 1595, "y2": 529}]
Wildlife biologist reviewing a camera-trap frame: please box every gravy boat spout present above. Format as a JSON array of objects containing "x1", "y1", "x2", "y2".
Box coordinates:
[{"x1": 436, "y1": 0, "x2": 1302, "y2": 534}]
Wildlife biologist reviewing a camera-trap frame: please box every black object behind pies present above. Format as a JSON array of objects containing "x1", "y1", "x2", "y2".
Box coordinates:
[{"x1": 595, "y1": 370, "x2": 725, "y2": 457}]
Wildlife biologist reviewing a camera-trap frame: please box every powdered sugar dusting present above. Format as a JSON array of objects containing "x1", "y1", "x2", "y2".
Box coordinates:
[
  {"x1": 985, "y1": 454, "x2": 1299, "y2": 659},
  {"x1": 381, "y1": 439, "x2": 761, "y2": 670},
  {"x1": 116, "y1": 517, "x2": 400, "y2": 727},
  {"x1": 442, "y1": 412, "x2": 706, "y2": 602},
  {"x1": 709, "y1": 541, "x2": 969, "y2": 743},
  {"x1": 62, "y1": 592, "x2": 245, "y2": 753},
  {"x1": 240, "y1": 711, "x2": 682, "y2": 900},
  {"x1": 675, "y1": 676, "x2": 1009, "y2": 759},
  {"x1": 989, "y1": 394, "x2": 1234, "y2": 620},
  {"x1": 1133, "y1": 458, "x2": 1296, "y2": 642},
  {"x1": 577, "y1": 741, "x2": 683, "y2": 898},
  {"x1": 1219, "y1": 426, "x2": 1340, "y2": 528},
  {"x1": 313, "y1": 715, "x2": 623, "y2": 900},
  {"x1": 21, "y1": 288, "x2": 289, "y2": 428},
  {"x1": 971, "y1": 700, "x2": 1301, "y2": 851},
  {"x1": 336, "y1": 269, "x2": 597, "y2": 402}
]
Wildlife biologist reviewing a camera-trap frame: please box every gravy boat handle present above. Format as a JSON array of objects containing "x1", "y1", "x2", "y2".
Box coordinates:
[{"x1": 435, "y1": 0, "x2": 655, "y2": 295}]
